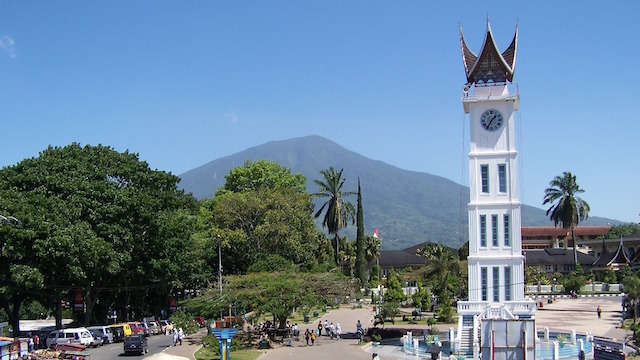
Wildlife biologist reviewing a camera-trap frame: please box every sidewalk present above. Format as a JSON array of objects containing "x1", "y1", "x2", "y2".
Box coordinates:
[{"x1": 160, "y1": 327, "x2": 208, "y2": 360}]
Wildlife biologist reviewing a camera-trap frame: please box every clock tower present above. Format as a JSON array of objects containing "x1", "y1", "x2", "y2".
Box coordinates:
[{"x1": 455, "y1": 20, "x2": 536, "y2": 359}]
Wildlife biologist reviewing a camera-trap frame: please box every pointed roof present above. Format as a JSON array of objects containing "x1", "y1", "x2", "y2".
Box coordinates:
[
  {"x1": 593, "y1": 238, "x2": 630, "y2": 268},
  {"x1": 460, "y1": 20, "x2": 518, "y2": 85}
]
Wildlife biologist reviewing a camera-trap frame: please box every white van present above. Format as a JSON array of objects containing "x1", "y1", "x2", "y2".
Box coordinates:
[
  {"x1": 87, "y1": 326, "x2": 114, "y2": 344},
  {"x1": 46, "y1": 327, "x2": 94, "y2": 348}
]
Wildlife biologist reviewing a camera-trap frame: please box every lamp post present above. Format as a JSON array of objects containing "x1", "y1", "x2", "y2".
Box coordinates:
[
  {"x1": 218, "y1": 236, "x2": 222, "y2": 295},
  {"x1": 552, "y1": 277, "x2": 556, "y2": 302}
]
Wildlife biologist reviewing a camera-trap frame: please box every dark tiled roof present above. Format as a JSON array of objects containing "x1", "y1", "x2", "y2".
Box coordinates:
[
  {"x1": 371, "y1": 250, "x2": 426, "y2": 269},
  {"x1": 593, "y1": 239, "x2": 630, "y2": 267},
  {"x1": 524, "y1": 248, "x2": 595, "y2": 266}
]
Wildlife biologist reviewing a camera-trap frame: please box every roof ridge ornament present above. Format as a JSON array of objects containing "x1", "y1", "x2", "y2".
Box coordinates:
[{"x1": 460, "y1": 19, "x2": 518, "y2": 87}]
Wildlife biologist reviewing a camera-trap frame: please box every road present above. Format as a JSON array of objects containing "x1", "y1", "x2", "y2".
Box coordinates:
[{"x1": 83, "y1": 333, "x2": 174, "y2": 360}]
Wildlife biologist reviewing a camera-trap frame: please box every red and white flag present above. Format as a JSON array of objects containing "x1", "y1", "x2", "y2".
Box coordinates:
[{"x1": 373, "y1": 229, "x2": 379, "y2": 238}]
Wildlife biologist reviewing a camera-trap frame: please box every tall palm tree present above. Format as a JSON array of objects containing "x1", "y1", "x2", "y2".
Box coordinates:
[
  {"x1": 313, "y1": 167, "x2": 356, "y2": 266},
  {"x1": 542, "y1": 171, "x2": 590, "y2": 266}
]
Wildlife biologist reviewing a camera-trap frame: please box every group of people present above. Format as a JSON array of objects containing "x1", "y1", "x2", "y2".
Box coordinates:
[
  {"x1": 171, "y1": 327, "x2": 184, "y2": 346},
  {"x1": 301, "y1": 319, "x2": 347, "y2": 346},
  {"x1": 316, "y1": 319, "x2": 342, "y2": 340}
]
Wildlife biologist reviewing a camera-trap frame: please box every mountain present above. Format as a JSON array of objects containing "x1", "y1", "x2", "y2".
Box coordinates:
[{"x1": 178, "y1": 135, "x2": 617, "y2": 250}]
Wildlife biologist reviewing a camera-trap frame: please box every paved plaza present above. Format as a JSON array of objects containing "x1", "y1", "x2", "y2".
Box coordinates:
[{"x1": 160, "y1": 295, "x2": 631, "y2": 360}]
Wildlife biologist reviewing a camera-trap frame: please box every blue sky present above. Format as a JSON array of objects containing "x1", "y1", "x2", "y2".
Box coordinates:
[{"x1": 0, "y1": 2, "x2": 638, "y2": 223}]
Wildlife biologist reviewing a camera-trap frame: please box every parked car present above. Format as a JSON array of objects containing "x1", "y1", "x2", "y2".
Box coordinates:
[
  {"x1": 128, "y1": 322, "x2": 144, "y2": 335},
  {"x1": 147, "y1": 321, "x2": 161, "y2": 335},
  {"x1": 123, "y1": 334, "x2": 147, "y2": 355},
  {"x1": 88, "y1": 331, "x2": 104, "y2": 347},
  {"x1": 45, "y1": 328, "x2": 94, "y2": 348},
  {"x1": 139, "y1": 322, "x2": 151, "y2": 337},
  {"x1": 87, "y1": 326, "x2": 114, "y2": 344},
  {"x1": 108, "y1": 323, "x2": 132, "y2": 342}
]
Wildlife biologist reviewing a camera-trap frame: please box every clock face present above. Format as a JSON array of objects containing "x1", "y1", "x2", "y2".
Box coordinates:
[{"x1": 480, "y1": 109, "x2": 504, "y2": 132}]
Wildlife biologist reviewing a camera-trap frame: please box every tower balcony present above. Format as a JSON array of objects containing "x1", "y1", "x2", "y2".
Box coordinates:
[{"x1": 457, "y1": 299, "x2": 537, "y2": 318}]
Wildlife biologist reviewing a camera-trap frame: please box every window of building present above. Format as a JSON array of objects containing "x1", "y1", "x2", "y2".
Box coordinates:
[
  {"x1": 481, "y1": 267, "x2": 488, "y2": 301},
  {"x1": 504, "y1": 214, "x2": 510, "y2": 247},
  {"x1": 492, "y1": 214, "x2": 498, "y2": 247},
  {"x1": 498, "y1": 164, "x2": 507, "y2": 193},
  {"x1": 504, "y1": 266, "x2": 512, "y2": 301},
  {"x1": 480, "y1": 215, "x2": 487, "y2": 247},
  {"x1": 481, "y1": 165, "x2": 489, "y2": 193},
  {"x1": 493, "y1": 267, "x2": 500, "y2": 302}
]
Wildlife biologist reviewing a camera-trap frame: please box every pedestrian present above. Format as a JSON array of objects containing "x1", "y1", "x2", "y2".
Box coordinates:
[
  {"x1": 310, "y1": 329, "x2": 316, "y2": 345},
  {"x1": 34, "y1": 334, "x2": 39, "y2": 350},
  {"x1": 336, "y1": 323, "x2": 341, "y2": 339},
  {"x1": 317, "y1": 320, "x2": 323, "y2": 337},
  {"x1": 178, "y1": 327, "x2": 184, "y2": 345},
  {"x1": 28, "y1": 337, "x2": 34, "y2": 352},
  {"x1": 372, "y1": 353, "x2": 380, "y2": 360},
  {"x1": 597, "y1": 305, "x2": 602, "y2": 319},
  {"x1": 172, "y1": 328, "x2": 178, "y2": 346},
  {"x1": 304, "y1": 329, "x2": 310, "y2": 346},
  {"x1": 449, "y1": 351, "x2": 457, "y2": 360}
]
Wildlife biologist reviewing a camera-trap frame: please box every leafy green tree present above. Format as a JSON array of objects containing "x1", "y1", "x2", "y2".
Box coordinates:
[
  {"x1": 561, "y1": 270, "x2": 586, "y2": 294},
  {"x1": 375, "y1": 301, "x2": 400, "y2": 328},
  {"x1": 211, "y1": 187, "x2": 320, "y2": 273},
  {"x1": 412, "y1": 278, "x2": 431, "y2": 311},
  {"x1": 247, "y1": 254, "x2": 294, "y2": 273},
  {"x1": 623, "y1": 275, "x2": 640, "y2": 323},
  {"x1": 437, "y1": 290, "x2": 455, "y2": 323},
  {"x1": 384, "y1": 269, "x2": 407, "y2": 304},
  {"x1": 355, "y1": 178, "x2": 367, "y2": 287},
  {"x1": 186, "y1": 271, "x2": 354, "y2": 328},
  {"x1": 543, "y1": 171, "x2": 591, "y2": 265},
  {"x1": 598, "y1": 224, "x2": 640, "y2": 240},
  {"x1": 601, "y1": 269, "x2": 617, "y2": 284},
  {"x1": 525, "y1": 266, "x2": 549, "y2": 285},
  {"x1": 0, "y1": 143, "x2": 200, "y2": 329},
  {"x1": 215, "y1": 159, "x2": 307, "y2": 196},
  {"x1": 313, "y1": 167, "x2": 356, "y2": 266}
]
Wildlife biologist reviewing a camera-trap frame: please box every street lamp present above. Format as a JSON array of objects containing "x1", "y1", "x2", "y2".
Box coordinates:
[{"x1": 552, "y1": 277, "x2": 556, "y2": 302}]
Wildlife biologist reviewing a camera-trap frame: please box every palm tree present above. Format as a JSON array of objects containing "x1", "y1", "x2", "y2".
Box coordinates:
[
  {"x1": 312, "y1": 167, "x2": 356, "y2": 266},
  {"x1": 418, "y1": 243, "x2": 460, "y2": 300},
  {"x1": 542, "y1": 171, "x2": 590, "y2": 266}
]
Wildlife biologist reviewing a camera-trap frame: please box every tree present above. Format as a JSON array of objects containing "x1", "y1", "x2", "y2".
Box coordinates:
[
  {"x1": 418, "y1": 244, "x2": 461, "y2": 300},
  {"x1": 0, "y1": 143, "x2": 200, "y2": 329},
  {"x1": 355, "y1": 178, "x2": 367, "y2": 287},
  {"x1": 215, "y1": 159, "x2": 307, "y2": 196},
  {"x1": 543, "y1": 171, "x2": 590, "y2": 265},
  {"x1": 312, "y1": 167, "x2": 356, "y2": 266},
  {"x1": 623, "y1": 275, "x2": 640, "y2": 324},
  {"x1": 384, "y1": 269, "x2": 407, "y2": 304},
  {"x1": 185, "y1": 271, "x2": 354, "y2": 328},
  {"x1": 211, "y1": 187, "x2": 321, "y2": 273},
  {"x1": 412, "y1": 278, "x2": 431, "y2": 311}
]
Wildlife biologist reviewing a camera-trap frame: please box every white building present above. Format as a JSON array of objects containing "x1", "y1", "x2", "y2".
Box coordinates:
[{"x1": 455, "y1": 20, "x2": 537, "y2": 359}]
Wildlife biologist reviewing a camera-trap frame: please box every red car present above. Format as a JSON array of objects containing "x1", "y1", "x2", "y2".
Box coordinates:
[{"x1": 128, "y1": 322, "x2": 144, "y2": 335}]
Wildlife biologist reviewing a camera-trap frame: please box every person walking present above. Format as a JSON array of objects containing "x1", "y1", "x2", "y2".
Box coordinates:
[
  {"x1": 317, "y1": 320, "x2": 323, "y2": 337},
  {"x1": 304, "y1": 329, "x2": 310, "y2": 346},
  {"x1": 310, "y1": 329, "x2": 316, "y2": 346},
  {"x1": 178, "y1": 327, "x2": 184, "y2": 345},
  {"x1": 597, "y1": 305, "x2": 602, "y2": 319},
  {"x1": 172, "y1": 328, "x2": 178, "y2": 346}
]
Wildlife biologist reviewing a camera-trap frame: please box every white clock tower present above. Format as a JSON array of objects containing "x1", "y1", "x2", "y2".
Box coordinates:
[{"x1": 455, "y1": 20, "x2": 536, "y2": 359}]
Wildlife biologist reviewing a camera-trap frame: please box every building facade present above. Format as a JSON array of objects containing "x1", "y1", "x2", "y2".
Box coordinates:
[{"x1": 455, "y1": 21, "x2": 536, "y2": 358}]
